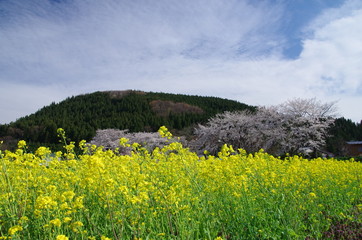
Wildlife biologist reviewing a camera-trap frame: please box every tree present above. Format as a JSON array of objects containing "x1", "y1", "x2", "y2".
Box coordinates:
[
  {"x1": 89, "y1": 129, "x2": 185, "y2": 155},
  {"x1": 326, "y1": 117, "x2": 362, "y2": 155},
  {"x1": 277, "y1": 98, "x2": 337, "y2": 155},
  {"x1": 192, "y1": 98, "x2": 337, "y2": 156},
  {"x1": 278, "y1": 98, "x2": 338, "y2": 119}
]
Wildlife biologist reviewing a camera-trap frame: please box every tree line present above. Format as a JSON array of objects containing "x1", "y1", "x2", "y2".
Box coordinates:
[
  {"x1": 0, "y1": 90, "x2": 254, "y2": 151},
  {"x1": 1, "y1": 91, "x2": 361, "y2": 157},
  {"x1": 87, "y1": 98, "x2": 362, "y2": 158}
]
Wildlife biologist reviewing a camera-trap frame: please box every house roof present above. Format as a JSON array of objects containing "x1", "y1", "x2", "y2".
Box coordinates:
[{"x1": 346, "y1": 141, "x2": 362, "y2": 145}]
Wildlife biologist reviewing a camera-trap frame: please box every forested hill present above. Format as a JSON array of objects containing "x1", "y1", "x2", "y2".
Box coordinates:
[{"x1": 0, "y1": 90, "x2": 255, "y2": 150}]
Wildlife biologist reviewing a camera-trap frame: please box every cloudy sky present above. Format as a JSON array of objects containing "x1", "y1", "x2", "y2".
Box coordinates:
[{"x1": 1, "y1": 0, "x2": 361, "y2": 124}]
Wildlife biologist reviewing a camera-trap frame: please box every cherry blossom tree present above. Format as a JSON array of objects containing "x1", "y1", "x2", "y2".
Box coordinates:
[
  {"x1": 192, "y1": 98, "x2": 337, "y2": 156},
  {"x1": 90, "y1": 129, "x2": 183, "y2": 155}
]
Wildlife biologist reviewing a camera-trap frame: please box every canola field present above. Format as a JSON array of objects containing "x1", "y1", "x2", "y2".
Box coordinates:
[{"x1": 0, "y1": 128, "x2": 361, "y2": 240}]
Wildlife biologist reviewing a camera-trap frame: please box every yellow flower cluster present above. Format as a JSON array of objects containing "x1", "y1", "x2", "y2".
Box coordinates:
[
  {"x1": 8, "y1": 225, "x2": 23, "y2": 235},
  {"x1": 0, "y1": 129, "x2": 361, "y2": 239},
  {"x1": 158, "y1": 125, "x2": 173, "y2": 139},
  {"x1": 56, "y1": 235, "x2": 69, "y2": 240}
]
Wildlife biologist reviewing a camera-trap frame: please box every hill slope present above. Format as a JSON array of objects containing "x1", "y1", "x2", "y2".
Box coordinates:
[{"x1": 0, "y1": 90, "x2": 255, "y2": 150}]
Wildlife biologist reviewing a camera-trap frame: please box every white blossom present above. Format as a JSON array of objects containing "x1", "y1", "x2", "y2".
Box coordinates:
[
  {"x1": 192, "y1": 98, "x2": 336, "y2": 156},
  {"x1": 90, "y1": 129, "x2": 183, "y2": 154}
]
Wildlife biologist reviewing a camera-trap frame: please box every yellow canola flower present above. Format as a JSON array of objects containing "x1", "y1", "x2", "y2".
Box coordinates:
[
  {"x1": 35, "y1": 146, "x2": 51, "y2": 157},
  {"x1": 101, "y1": 236, "x2": 112, "y2": 240},
  {"x1": 56, "y1": 235, "x2": 69, "y2": 240},
  {"x1": 158, "y1": 126, "x2": 172, "y2": 139},
  {"x1": 57, "y1": 128, "x2": 65, "y2": 136},
  {"x1": 8, "y1": 225, "x2": 23, "y2": 235},
  {"x1": 61, "y1": 191, "x2": 76, "y2": 201},
  {"x1": 50, "y1": 218, "x2": 62, "y2": 227},
  {"x1": 17, "y1": 140, "x2": 27, "y2": 149},
  {"x1": 19, "y1": 216, "x2": 29, "y2": 224},
  {"x1": 73, "y1": 196, "x2": 85, "y2": 209},
  {"x1": 79, "y1": 139, "x2": 87, "y2": 151},
  {"x1": 119, "y1": 137, "x2": 130, "y2": 147},
  {"x1": 35, "y1": 196, "x2": 58, "y2": 210},
  {"x1": 71, "y1": 221, "x2": 83, "y2": 232},
  {"x1": 63, "y1": 217, "x2": 72, "y2": 223},
  {"x1": 309, "y1": 192, "x2": 317, "y2": 198},
  {"x1": 60, "y1": 202, "x2": 71, "y2": 210}
]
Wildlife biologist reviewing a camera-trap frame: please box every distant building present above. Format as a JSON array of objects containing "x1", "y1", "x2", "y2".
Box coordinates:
[{"x1": 345, "y1": 141, "x2": 362, "y2": 156}]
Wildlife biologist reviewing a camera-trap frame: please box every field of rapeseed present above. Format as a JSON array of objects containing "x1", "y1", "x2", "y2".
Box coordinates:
[{"x1": 1, "y1": 128, "x2": 361, "y2": 239}]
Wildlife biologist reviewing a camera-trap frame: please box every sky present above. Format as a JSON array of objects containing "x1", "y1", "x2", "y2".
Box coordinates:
[{"x1": 1, "y1": 0, "x2": 362, "y2": 124}]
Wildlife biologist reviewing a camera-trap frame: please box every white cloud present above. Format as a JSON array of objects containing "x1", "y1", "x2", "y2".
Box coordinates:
[
  {"x1": 0, "y1": 0, "x2": 284, "y2": 83},
  {"x1": 292, "y1": 1, "x2": 362, "y2": 121},
  {"x1": 300, "y1": 34, "x2": 362, "y2": 95}
]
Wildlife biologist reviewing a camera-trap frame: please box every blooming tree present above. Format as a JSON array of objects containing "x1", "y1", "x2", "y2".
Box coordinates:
[
  {"x1": 192, "y1": 98, "x2": 337, "y2": 156},
  {"x1": 90, "y1": 128, "x2": 183, "y2": 155},
  {"x1": 277, "y1": 98, "x2": 337, "y2": 155},
  {"x1": 278, "y1": 97, "x2": 338, "y2": 119}
]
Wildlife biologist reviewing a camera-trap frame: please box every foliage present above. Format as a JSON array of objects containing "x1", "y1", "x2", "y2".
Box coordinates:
[
  {"x1": 1, "y1": 93, "x2": 360, "y2": 157},
  {"x1": 327, "y1": 118, "x2": 362, "y2": 156},
  {"x1": 0, "y1": 129, "x2": 361, "y2": 239},
  {"x1": 192, "y1": 98, "x2": 336, "y2": 156},
  {"x1": 0, "y1": 91, "x2": 254, "y2": 151}
]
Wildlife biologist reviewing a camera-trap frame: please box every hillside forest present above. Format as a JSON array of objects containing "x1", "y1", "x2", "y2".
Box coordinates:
[
  {"x1": 0, "y1": 90, "x2": 361, "y2": 157},
  {"x1": 0, "y1": 91, "x2": 254, "y2": 150}
]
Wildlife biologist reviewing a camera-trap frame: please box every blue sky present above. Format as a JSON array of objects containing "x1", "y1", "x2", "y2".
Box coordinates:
[{"x1": 0, "y1": 0, "x2": 361, "y2": 124}]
